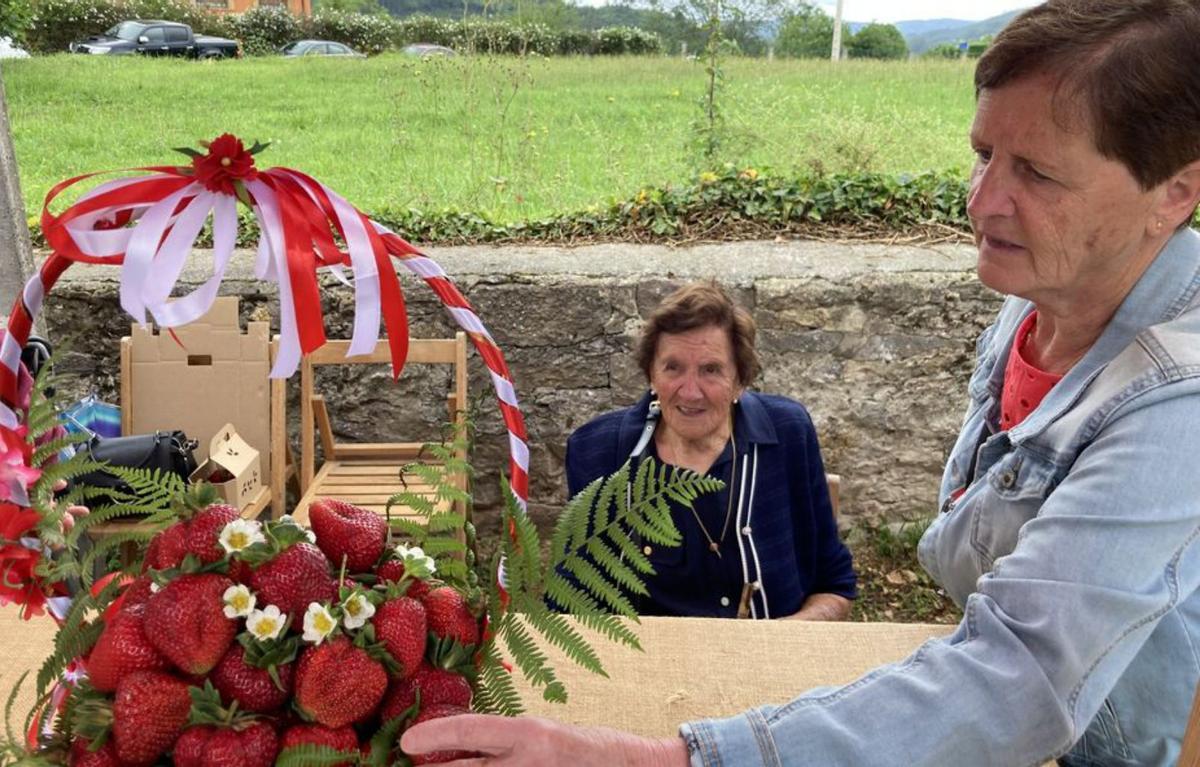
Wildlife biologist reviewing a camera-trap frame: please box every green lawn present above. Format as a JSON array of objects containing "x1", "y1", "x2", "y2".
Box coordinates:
[{"x1": 1, "y1": 54, "x2": 977, "y2": 222}]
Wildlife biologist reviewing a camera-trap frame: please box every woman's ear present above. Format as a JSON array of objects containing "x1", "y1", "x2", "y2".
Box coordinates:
[{"x1": 1156, "y1": 159, "x2": 1200, "y2": 230}]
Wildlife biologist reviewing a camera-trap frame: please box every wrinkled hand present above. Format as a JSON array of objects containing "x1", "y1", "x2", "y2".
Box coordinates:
[
  {"x1": 399, "y1": 714, "x2": 689, "y2": 767},
  {"x1": 52, "y1": 479, "x2": 89, "y2": 539}
]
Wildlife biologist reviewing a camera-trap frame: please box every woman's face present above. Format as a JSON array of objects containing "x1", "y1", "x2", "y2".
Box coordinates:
[
  {"x1": 967, "y1": 73, "x2": 1164, "y2": 309},
  {"x1": 650, "y1": 325, "x2": 742, "y2": 445}
]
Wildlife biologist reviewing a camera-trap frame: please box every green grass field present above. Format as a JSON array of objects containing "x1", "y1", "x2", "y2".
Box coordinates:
[{"x1": 2, "y1": 54, "x2": 977, "y2": 222}]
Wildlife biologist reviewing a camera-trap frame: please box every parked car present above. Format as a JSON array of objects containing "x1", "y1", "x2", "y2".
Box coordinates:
[
  {"x1": 69, "y1": 20, "x2": 240, "y2": 58},
  {"x1": 279, "y1": 39, "x2": 365, "y2": 58},
  {"x1": 0, "y1": 37, "x2": 30, "y2": 59},
  {"x1": 401, "y1": 43, "x2": 456, "y2": 58}
]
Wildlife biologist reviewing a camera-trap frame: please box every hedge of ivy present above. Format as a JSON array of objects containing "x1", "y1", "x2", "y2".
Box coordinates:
[
  {"x1": 30, "y1": 167, "x2": 973, "y2": 249},
  {"x1": 23, "y1": 0, "x2": 662, "y2": 56}
]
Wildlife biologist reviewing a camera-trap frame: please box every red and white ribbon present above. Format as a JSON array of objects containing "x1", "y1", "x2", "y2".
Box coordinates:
[{"x1": 1, "y1": 137, "x2": 532, "y2": 616}]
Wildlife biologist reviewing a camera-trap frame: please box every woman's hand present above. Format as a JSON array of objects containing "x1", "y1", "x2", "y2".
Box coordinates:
[
  {"x1": 399, "y1": 714, "x2": 690, "y2": 767},
  {"x1": 52, "y1": 479, "x2": 89, "y2": 538},
  {"x1": 787, "y1": 592, "x2": 853, "y2": 621}
]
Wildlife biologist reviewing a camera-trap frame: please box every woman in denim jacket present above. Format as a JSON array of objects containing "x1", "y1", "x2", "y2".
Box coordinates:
[{"x1": 403, "y1": 1, "x2": 1200, "y2": 764}]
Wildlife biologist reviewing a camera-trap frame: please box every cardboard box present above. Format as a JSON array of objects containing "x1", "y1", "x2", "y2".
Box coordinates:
[
  {"x1": 190, "y1": 424, "x2": 262, "y2": 510},
  {"x1": 122, "y1": 297, "x2": 272, "y2": 475}
]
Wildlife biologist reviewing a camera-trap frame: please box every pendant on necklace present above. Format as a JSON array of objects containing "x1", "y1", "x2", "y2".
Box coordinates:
[{"x1": 709, "y1": 542, "x2": 721, "y2": 556}]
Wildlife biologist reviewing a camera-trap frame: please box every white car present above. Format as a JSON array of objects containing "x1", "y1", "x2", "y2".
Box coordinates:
[{"x1": 0, "y1": 37, "x2": 30, "y2": 59}]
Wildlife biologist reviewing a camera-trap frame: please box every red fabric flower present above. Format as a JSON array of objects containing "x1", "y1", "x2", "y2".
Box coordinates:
[
  {"x1": 0, "y1": 501, "x2": 47, "y2": 618},
  {"x1": 192, "y1": 133, "x2": 258, "y2": 195}
]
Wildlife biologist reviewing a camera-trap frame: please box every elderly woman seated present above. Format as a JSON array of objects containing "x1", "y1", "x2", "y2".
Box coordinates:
[{"x1": 564, "y1": 281, "x2": 856, "y2": 620}]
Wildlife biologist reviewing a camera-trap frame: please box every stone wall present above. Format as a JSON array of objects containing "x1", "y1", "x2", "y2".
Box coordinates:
[{"x1": 38, "y1": 239, "x2": 1001, "y2": 538}]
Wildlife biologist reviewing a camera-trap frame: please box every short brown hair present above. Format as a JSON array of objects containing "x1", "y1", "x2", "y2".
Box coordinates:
[
  {"x1": 976, "y1": 0, "x2": 1200, "y2": 189},
  {"x1": 635, "y1": 282, "x2": 761, "y2": 386}
]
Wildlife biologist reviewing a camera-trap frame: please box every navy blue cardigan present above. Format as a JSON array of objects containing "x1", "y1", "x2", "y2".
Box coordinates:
[{"x1": 565, "y1": 390, "x2": 857, "y2": 618}]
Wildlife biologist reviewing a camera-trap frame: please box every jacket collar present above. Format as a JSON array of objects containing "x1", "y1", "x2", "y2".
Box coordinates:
[{"x1": 620, "y1": 389, "x2": 779, "y2": 451}]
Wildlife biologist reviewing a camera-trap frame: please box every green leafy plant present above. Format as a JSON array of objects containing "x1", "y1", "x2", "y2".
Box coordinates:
[{"x1": 475, "y1": 459, "x2": 723, "y2": 715}]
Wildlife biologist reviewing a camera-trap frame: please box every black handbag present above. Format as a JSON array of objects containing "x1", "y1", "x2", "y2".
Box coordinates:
[{"x1": 77, "y1": 431, "x2": 199, "y2": 494}]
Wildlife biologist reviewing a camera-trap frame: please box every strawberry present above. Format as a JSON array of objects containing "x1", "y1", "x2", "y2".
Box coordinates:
[
  {"x1": 143, "y1": 573, "x2": 237, "y2": 675},
  {"x1": 185, "y1": 502, "x2": 240, "y2": 564},
  {"x1": 371, "y1": 596, "x2": 427, "y2": 678},
  {"x1": 421, "y1": 587, "x2": 480, "y2": 646},
  {"x1": 211, "y1": 643, "x2": 293, "y2": 713},
  {"x1": 173, "y1": 721, "x2": 278, "y2": 767},
  {"x1": 309, "y1": 498, "x2": 387, "y2": 573},
  {"x1": 117, "y1": 575, "x2": 156, "y2": 611},
  {"x1": 111, "y1": 670, "x2": 192, "y2": 766},
  {"x1": 407, "y1": 704, "x2": 477, "y2": 765},
  {"x1": 294, "y1": 636, "x2": 388, "y2": 728},
  {"x1": 279, "y1": 723, "x2": 358, "y2": 767},
  {"x1": 247, "y1": 542, "x2": 338, "y2": 619},
  {"x1": 376, "y1": 559, "x2": 430, "y2": 600},
  {"x1": 87, "y1": 604, "x2": 170, "y2": 692},
  {"x1": 68, "y1": 737, "x2": 120, "y2": 767},
  {"x1": 380, "y1": 664, "x2": 472, "y2": 722},
  {"x1": 144, "y1": 521, "x2": 188, "y2": 571}
]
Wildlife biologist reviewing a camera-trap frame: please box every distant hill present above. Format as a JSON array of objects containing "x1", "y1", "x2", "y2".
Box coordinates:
[
  {"x1": 901, "y1": 9, "x2": 1026, "y2": 53},
  {"x1": 894, "y1": 18, "x2": 968, "y2": 37}
]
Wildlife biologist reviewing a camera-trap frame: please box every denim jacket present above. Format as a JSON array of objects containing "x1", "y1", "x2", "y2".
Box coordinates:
[{"x1": 680, "y1": 228, "x2": 1200, "y2": 766}]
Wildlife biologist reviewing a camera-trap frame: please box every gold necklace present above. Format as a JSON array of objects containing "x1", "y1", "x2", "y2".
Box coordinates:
[{"x1": 685, "y1": 415, "x2": 737, "y2": 558}]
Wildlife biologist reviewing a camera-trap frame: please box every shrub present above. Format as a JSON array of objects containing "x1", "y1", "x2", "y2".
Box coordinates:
[
  {"x1": 393, "y1": 13, "x2": 453, "y2": 47},
  {"x1": 1, "y1": 0, "x2": 35, "y2": 44},
  {"x1": 303, "y1": 8, "x2": 395, "y2": 54},
  {"x1": 228, "y1": 4, "x2": 297, "y2": 55},
  {"x1": 555, "y1": 28, "x2": 592, "y2": 55},
  {"x1": 595, "y1": 25, "x2": 660, "y2": 55},
  {"x1": 25, "y1": 0, "x2": 122, "y2": 53}
]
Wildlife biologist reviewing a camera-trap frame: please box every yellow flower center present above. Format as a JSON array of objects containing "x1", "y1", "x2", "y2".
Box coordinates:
[
  {"x1": 230, "y1": 592, "x2": 249, "y2": 611},
  {"x1": 314, "y1": 613, "x2": 334, "y2": 634},
  {"x1": 346, "y1": 599, "x2": 361, "y2": 617},
  {"x1": 228, "y1": 531, "x2": 249, "y2": 549},
  {"x1": 255, "y1": 618, "x2": 277, "y2": 637},
  {"x1": 221, "y1": 157, "x2": 232, "y2": 167}
]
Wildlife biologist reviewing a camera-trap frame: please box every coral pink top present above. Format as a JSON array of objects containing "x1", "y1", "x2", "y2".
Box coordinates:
[{"x1": 1001, "y1": 312, "x2": 1063, "y2": 431}]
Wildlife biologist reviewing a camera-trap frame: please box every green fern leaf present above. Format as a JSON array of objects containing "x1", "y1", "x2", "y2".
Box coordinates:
[{"x1": 275, "y1": 744, "x2": 359, "y2": 767}]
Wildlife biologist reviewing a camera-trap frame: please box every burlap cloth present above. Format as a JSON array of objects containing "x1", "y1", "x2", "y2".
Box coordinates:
[{"x1": 1, "y1": 607, "x2": 955, "y2": 747}]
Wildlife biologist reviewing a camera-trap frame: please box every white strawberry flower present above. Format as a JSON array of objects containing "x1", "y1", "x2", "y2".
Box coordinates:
[
  {"x1": 222, "y1": 584, "x2": 256, "y2": 619},
  {"x1": 302, "y1": 602, "x2": 337, "y2": 644},
  {"x1": 395, "y1": 543, "x2": 436, "y2": 578},
  {"x1": 341, "y1": 592, "x2": 376, "y2": 630},
  {"x1": 219, "y1": 519, "x2": 265, "y2": 554},
  {"x1": 246, "y1": 605, "x2": 286, "y2": 641}
]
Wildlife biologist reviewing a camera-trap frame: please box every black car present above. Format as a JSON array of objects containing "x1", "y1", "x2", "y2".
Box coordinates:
[{"x1": 70, "y1": 20, "x2": 240, "y2": 59}]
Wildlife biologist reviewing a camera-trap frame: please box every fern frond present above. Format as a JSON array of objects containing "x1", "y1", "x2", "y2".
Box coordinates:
[
  {"x1": 4, "y1": 672, "x2": 30, "y2": 746},
  {"x1": 387, "y1": 493, "x2": 435, "y2": 517},
  {"x1": 418, "y1": 537, "x2": 466, "y2": 557},
  {"x1": 515, "y1": 599, "x2": 607, "y2": 678},
  {"x1": 385, "y1": 518, "x2": 427, "y2": 540},
  {"x1": 433, "y1": 558, "x2": 468, "y2": 582},
  {"x1": 499, "y1": 617, "x2": 563, "y2": 703},
  {"x1": 604, "y1": 527, "x2": 654, "y2": 575},
  {"x1": 425, "y1": 511, "x2": 466, "y2": 534},
  {"x1": 548, "y1": 478, "x2": 600, "y2": 569},
  {"x1": 583, "y1": 539, "x2": 648, "y2": 597},
  {"x1": 274, "y1": 745, "x2": 359, "y2": 767},
  {"x1": 473, "y1": 640, "x2": 525, "y2": 717},
  {"x1": 561, "y1": 556, "x2": 637, "y2": 618}
]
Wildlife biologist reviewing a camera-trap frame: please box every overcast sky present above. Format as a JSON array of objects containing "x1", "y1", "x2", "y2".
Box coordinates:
[{"x1": 814, "y1": 1, "x2": 1033, "y2": 23}]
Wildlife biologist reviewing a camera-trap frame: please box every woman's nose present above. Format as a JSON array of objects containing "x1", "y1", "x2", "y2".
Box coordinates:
[{"x1": 966, "y1": 161, "x2": 1016, "y2": 220}]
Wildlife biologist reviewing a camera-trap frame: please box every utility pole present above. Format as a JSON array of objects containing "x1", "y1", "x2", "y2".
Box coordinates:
[
  {"x1": 831, "y1": 0, "x2": 844, "y2": 61},
  {"x1": 0, "y1": 65, "x2": 35, "y2": 318}
]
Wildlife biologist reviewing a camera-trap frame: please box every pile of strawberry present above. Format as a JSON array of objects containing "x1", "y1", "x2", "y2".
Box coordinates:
[{"x1": 67, "y1": 494, "x2": 485, "y2": 766}]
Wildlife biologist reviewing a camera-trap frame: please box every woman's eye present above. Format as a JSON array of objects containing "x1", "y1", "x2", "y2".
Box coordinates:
[{"x1": 973, "y1": 148, "x2": 992, "y2": 165}]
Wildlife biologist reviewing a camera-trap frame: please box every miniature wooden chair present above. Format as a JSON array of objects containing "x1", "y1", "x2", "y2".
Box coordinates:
[{"x1": 288, "y1": 333, "x2": 469, "y2": 529}]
